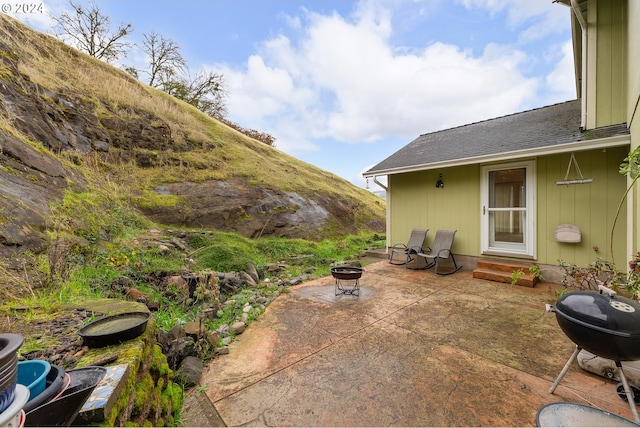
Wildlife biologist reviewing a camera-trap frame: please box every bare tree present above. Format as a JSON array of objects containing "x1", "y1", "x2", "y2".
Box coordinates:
[
  {"x1": 161, "y1": 70, "x2": 228, "y2": 119},
  {"x1": 142, "y1": 31, "x2": 186, "y2": 88},
  {"x1": 132, "y1": 31, "x2": 226, "y2": 118},
  {"x1": 51, "y1": 0, "x2": 133, "y2": 63}
]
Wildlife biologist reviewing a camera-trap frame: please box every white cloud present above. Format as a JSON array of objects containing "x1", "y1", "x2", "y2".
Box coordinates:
[
  {"x1": 282, "y1": 12, "x2": 302, "y2": 31},
  {"x1": 545, "y1": 40, "x2": 577, "y2": 101},
  {"x1": 216, "y1": 0, "x2": 552, "y2": 155},
  {"x1": 456, "y1": 0, "x2": 570, "y2": 43}
]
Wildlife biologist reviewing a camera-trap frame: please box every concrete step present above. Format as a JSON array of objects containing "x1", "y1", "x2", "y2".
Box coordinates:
[
  {"x1": 473, "y1": 259, "x2": 539, "y2": 287},
  {"x1": 364, "y1": 248, "x2": 388, "y2": 259}
]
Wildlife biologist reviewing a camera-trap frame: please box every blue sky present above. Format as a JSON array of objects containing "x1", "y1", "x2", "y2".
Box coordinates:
[{"x1": 9, "y1": 0, "x2": 576, "y2": 190}]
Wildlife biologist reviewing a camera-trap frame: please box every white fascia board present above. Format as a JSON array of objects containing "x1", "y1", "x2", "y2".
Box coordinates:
[{"x1": 362, "y1": 134, "x2": 630, "y2": 178}]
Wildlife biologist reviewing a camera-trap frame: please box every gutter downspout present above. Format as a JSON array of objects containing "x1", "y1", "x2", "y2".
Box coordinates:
[
  {"x1": 570, "y1": 0, "x2": 588, "y2": 129},
  {"x1": 373, "y1": 175, "x2": 387, "y2": 192}
]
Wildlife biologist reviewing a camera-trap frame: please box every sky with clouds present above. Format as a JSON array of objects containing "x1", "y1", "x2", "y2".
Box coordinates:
[{"x1": 7, "y1": 0, "x2": 576, "y2": 190}]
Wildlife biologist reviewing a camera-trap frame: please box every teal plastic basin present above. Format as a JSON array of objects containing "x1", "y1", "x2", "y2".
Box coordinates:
[{"x1": 17, "y1": 360, "x2": 51, "y2": 401}]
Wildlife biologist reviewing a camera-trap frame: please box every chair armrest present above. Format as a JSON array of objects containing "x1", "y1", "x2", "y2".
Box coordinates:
[
  {"x1": 436, "y1": 249, "x2": 451, "y2": 259},
  {"x1": 418, "y1": 246, "x2": 432, "y2": 255}
]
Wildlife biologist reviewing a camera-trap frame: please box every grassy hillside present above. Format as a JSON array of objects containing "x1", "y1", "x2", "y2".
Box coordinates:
[{"x1": 0, "y1": 15, "x2": 384, "y2": 211}]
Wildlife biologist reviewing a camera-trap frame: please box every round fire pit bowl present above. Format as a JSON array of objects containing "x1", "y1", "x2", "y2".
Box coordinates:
[
  {"x1": 330, "y1": 266, "x2": 364, "y2": 280},
  {"x1": 79, "y1": 311, "x2": 151, "y2": 348},
  {"x1": 330, "y1": 266, "x2": 363, "y2": 296}
]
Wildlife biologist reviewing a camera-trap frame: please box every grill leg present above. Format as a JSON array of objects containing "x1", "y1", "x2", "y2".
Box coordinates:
[
  {"x1": 549, "y1": 345, "x2": 581, "y2": 394},
  {"x1": 616, "y1": 361, "x2": 640, "y2": 423}
]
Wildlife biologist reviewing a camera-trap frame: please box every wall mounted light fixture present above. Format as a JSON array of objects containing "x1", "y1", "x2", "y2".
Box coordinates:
[{"x1": 435, "y1": 173, "x2": 444, "y2": 188}]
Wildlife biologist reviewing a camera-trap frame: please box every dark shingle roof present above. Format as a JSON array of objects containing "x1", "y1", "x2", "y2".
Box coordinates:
[{"x1": 365, "y1": 99, "x2": 629, "y2": 176}]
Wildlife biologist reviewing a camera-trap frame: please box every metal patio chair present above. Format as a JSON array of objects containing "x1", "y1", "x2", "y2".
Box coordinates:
[
  {"x1": 409, "y1": 229, "x2": 462, "y2": 274},
  {"x1": 389, "y1": 228, "x2": 428, "y2": 266}
]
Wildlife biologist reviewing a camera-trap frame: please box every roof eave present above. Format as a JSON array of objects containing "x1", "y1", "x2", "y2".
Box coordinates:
[{"x1": 363, "y1": 134, "x2": 630, "y2": 178}]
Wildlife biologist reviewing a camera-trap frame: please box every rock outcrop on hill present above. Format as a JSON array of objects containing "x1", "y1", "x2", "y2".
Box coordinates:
[{"x1": 144, "y1": 177, "x2": 374, "y2": 239}]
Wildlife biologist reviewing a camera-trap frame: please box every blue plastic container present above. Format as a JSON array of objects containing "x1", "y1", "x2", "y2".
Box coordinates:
[
  {"x1": 17, "y1": 360, "x2": 50, "y2": 401},
  {"x1": 22, "y1": 364, "x2": 66, "y2": 413}
]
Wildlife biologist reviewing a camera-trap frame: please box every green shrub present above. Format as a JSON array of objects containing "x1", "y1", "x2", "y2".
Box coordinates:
[{"x1": 190, "y1": 232, "x2": 257, "y2": 272}]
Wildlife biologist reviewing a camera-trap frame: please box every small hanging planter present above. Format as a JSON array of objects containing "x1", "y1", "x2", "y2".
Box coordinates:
[{"x1": 555, "y1": 152, "x2": 593, "y2": 185}]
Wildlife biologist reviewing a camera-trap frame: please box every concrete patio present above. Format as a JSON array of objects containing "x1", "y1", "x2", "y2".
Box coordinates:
[{"x1": 196, "y1": 260, "x2": 637, "y2": 426}]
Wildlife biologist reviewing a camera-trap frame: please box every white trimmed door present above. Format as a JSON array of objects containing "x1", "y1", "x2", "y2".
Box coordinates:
[{"x1": 481, "y1": 161, "x2": 536, "y2": 258}]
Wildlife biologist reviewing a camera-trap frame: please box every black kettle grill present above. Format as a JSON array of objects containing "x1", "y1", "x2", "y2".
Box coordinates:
[{"x1": 549, "y1": 289, "x2": 640, "y2": 423}]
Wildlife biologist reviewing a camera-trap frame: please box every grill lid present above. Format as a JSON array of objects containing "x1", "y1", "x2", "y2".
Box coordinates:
[{"x1": 554, "y1": 291, "x2": 640, "y2": 337}]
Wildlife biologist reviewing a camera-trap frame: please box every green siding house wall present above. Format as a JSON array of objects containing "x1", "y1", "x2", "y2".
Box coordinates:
[
  {"x1": 537, "y1": 148, "x2": 627, "y2": 267},
  {"x1": 387, "y1": 147, "x2": 628, "y2": 268},
  {"x1": 627, "y1": 1, "x2": 640, "y2": 258},
  {"x1": 587, "y1": 0, "x2": 627, "y2": 129}
]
